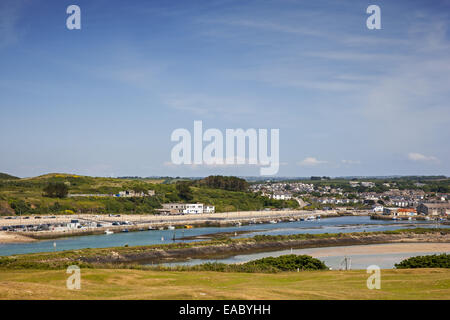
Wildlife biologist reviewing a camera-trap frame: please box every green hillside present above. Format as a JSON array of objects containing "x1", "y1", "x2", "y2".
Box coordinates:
[{"x1": 0, "y1": 174, "x2": 297, "y2": 216}]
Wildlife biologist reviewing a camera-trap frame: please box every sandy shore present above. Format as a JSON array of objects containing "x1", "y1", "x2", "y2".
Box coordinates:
[
  {"x1": 304, "y1": 243, "x2": 450, "y2": 258},
  {"x1": 0, "y1": 232, "x2": 36, "y2": 244}
]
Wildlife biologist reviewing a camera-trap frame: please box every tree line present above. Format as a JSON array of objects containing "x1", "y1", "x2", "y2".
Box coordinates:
[{"x1": 196, "y1": 175, "x2": 249, "y2": 191}]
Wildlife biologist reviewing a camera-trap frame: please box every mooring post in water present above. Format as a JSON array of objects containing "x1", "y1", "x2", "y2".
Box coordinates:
[{"x1": 340, "y1": 256, "x2": 351, "y2": 270}]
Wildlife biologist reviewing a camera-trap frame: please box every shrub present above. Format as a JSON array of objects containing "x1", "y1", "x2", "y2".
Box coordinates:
[
  {"x1": 242, "y1": 254, "x2": 328, "y2": 271},
  {"x1": 395, "y1": 254, "x2": 450, "y2": 269},
  {"x1": 43, "y1": 182, "x2": 69, "y2": 198},
  {"x1": 176, "y1": 182, "x2": 193, "y2": 201}
]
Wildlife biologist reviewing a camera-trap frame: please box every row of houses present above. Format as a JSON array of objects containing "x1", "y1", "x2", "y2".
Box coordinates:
[
  {"x1": 251, "y1": 182, "x2": 315, "y2": 195},
  {"x1": 116, "y1": 190, "x2": 155, "y2": 197},
  {"x1": 264, "y1": 192, "x2": 293, "y2": 200},
  {"x1": 159, "y1": 203, "x2": 215, "y2": 215},
  {"x1": 317, "y1": 198, "x2": 360, "y2": 205}
]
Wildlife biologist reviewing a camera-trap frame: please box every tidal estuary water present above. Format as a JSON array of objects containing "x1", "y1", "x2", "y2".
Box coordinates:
[{"x1": 0, "y1": 216, "x2": 447, "y2": 257}]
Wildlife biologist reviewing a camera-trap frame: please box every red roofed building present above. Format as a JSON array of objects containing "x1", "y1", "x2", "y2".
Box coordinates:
[{"x1": 394, "y1": 208, "x2": 417, "y2": 217}]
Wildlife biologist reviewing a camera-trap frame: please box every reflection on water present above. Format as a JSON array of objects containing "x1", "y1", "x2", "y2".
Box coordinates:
[{"x1": 0, "y1": 216, "x2": 447, "y2": 256}]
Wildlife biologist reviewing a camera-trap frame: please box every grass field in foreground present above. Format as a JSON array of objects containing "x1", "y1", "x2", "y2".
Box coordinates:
[{"x1": 0, "y1": 269, "x2": 449, "y2": 300}]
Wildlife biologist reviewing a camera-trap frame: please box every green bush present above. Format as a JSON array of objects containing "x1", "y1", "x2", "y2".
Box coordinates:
[
  {"x1": 43, "y1": 182, "x2": 69, "y2": 198},
  {"x1": 242, "y1": 254, "x2": 328, "y2": 271},
  {"x1": 176, "y1": 182, "x2": 193, "y2": 201},
  {"x1": 9, "y1": 199, "x2": 32, "y2": 214}
]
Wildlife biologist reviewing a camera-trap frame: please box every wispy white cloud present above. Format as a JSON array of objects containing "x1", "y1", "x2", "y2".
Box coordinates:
[
  {"x1": 407, "y1": 153, "x2": 439, "y2": 163},
  {"x1": 298, "y1": 157, "x2": 328, "y2": 167}
]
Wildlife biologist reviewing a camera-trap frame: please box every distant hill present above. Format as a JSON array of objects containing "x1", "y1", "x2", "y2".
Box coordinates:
[
  {"x1": 21, "y1": 173, "x2": 90, "y2": 181},
  {"x1": 0, "y1": 173, "x2": 298, "y2": 215},
  {"x1": 0, "y1": 172, "x2": 19, "y2": 180}
]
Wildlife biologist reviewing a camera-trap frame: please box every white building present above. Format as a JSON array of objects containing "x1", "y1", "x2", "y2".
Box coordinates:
[
  {"x1": 361, "y1": 182, "x2": 375, "y2": 188},
  {"x1": 349, "y1": 181, "x2": 359, "y2": 187},
  {"x1": 67, "y1": 222, "x2": 80, "y2": 229},
  {"x1": 117, "y1": 190, "x2": 155, "y2": 197},
  {"x1": 393, "y1": 201, "x2": 408, "y2": 207},
  {"x1": 372, "y1": 205, "x2": 384, "y2": 213},
  {"x1": 161, "y1": 203, "x2": 215, "y2": 214},
  {"x1": 162, "y1": 203, "x2": 185, "y2": 214},
  {"x1": 272, "y1": 193, "x2": 292, "y2": 200},
  {"x1": 183, "y1": 203, "x2": 204, "y2": 214}
]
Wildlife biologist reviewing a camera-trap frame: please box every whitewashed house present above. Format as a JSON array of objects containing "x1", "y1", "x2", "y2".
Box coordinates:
[
  {"x1": 183, "y1": 203, "x2": 204, "y2": 214},
  {"x1": 372, "y1": 205, "x2": 384, "y2": 213}
]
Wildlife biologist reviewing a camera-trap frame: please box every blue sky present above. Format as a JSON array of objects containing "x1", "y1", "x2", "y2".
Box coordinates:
[{"x1": 0, "y1": 0, "x2": 449, "y2": 178}]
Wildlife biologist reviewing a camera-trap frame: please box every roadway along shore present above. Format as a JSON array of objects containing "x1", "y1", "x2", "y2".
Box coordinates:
[{"x1": 0, "y1": 210, "x2": 367, "y2": 242}]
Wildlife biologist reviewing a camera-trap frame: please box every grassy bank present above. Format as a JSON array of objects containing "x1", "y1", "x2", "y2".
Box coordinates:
[{"x1": 0, "y1": 268, "x2": 449, "y2": 300}]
